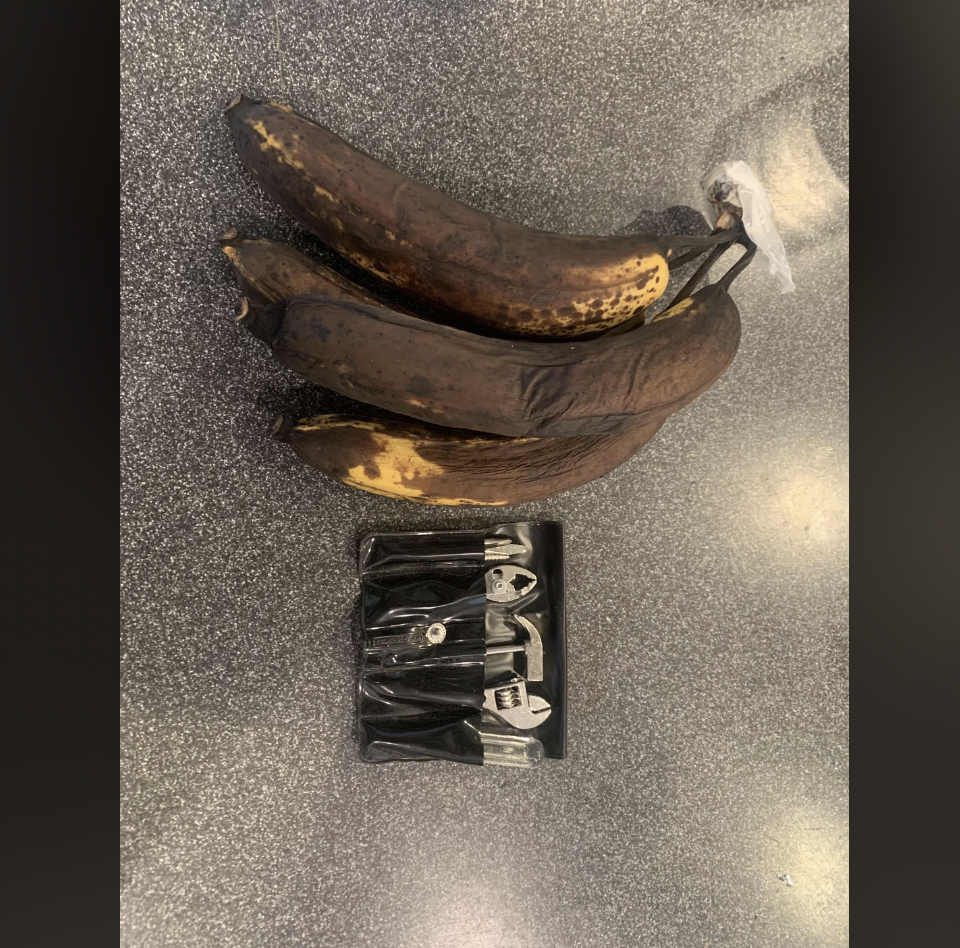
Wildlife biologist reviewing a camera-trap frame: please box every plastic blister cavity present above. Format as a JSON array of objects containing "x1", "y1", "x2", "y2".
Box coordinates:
[
  {"x1": 479, "y1": 732, "x2": 545, "y2": 769},
  {"x1": 701, "y1": 160, "x2": 795, "y2": 294}
]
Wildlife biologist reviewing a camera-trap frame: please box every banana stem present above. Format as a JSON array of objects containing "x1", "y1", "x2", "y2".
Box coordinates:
[
  {"x1": 668, "y1": 224, "x2": 759, "y2": 307},
  {"x1": 664, "y1": 227, "x2": 740, "y2": 257},
  {"x1": 668, "y1": 246, "x2": 711, "y2": 271},
  {"x1": 604, "y1": 243, "x2": 729, "y2": 337},
  {"x1": 667, "y1": 228, "x2": 725, "y2": 271},
  {"x1": 665, "y1": 240, "x2": 733, "y2": 309},
  {"x1": 604, "y1": 225, "x2": 754, "y2": 338},
  {"x1": 717, "y1": 238, "x2": 758, "y2": 290}
]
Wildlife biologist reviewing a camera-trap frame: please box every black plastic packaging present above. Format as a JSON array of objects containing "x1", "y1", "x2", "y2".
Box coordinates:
[{"x1": 357, "y1": 521, "x2": 566, "y2": 766}]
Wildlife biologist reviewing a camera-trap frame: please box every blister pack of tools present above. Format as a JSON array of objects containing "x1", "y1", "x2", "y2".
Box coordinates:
[{"x1": 356, "y1": 521, "x2": 566, "y2": 769}]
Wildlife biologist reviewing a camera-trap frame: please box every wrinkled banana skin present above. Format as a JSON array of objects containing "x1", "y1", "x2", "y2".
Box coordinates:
[{"x1": 249, "y1": 284, "x2": 740, "y2": 439}]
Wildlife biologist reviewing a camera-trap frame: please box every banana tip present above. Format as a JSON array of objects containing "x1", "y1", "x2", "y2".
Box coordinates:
[
  {"x1": 225, "y1": 94, "x2": 244, "y2": 112},
  {"x1": 271, "y1": 415, "x2": 294, "y2": 441},
  {"x1": 234, "y1": 298, "x2": 250, "y2": 322},
  {"x1": 217, "y1": 227, "x2": 239, "y2": 243}
]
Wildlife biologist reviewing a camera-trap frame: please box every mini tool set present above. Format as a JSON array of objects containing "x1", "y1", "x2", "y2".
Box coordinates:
[{"x1": 356, "y1": 522, "x2": 566, "y2": 769}]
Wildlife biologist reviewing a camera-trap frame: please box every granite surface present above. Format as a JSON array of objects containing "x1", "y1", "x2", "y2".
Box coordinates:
[{"x1": 120, "y1": 2, "x2": 849, "y2": 945}]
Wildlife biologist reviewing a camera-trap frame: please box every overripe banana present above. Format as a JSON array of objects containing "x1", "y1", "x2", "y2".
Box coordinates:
[
  {"x1": 226, "y1": 96, "x2": 736, "y2": 337},
  {"x1": 238, "y1": 282, "x2": 741, "y2": 438},
  {"x1": 218, "y1": 231, "x2": 418, "y2": 315},
  {"x1": 273, "y1": 414, "x2": 664, "y2": 505}
]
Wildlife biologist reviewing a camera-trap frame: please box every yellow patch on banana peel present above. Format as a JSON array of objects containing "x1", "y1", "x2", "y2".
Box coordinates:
[
  {"x1": 249, "y1": 119, "x2": 341, "y2": 205},
  {"x1": 296, "y1": 418, "x2": 382, "y2": 434},
  {"x1": 296, "y1": 417, "x2": 536, "y2": 447},
  {"x1": 311, "y1": 184, "x2": 341, "y2": 205},
  {"x1": 343, "y1": 249, "x2": 406, "y2": 283},
  {"x1": 341, "y1": 431, "x2": 442, "y2": 501},
  {"x1": 566, "y1": 252, "x2": 667, "y2": 290},
  {"x1": 336, "y1": 428, "x2": 474, "y2": 503},
  {"x1": 221, "y1": 244, "x2": 259, "y2": 285},
  {"x1": 341, "y1": 463, "x2": 508, "y2": 505},
  {"x1": 250, "y1": 120, "x2": 302, "y2": 167},
  {"x1": 650, "y1": 297, "x2": 696, "y2": 323},
  {"x1": 497, "y1": 254, "x2": 669, "y2": 335},
  {"x1": 295, "y1": 417, "x2": 512, "y2": 505}
]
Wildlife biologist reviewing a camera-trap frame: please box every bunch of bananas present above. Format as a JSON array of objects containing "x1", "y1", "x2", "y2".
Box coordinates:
[{"x1": 221, "y1": 96, "x2": 754, "y2": 505}]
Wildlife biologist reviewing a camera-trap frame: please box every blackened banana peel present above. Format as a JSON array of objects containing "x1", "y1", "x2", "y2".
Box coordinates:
[
  {"x1": 218, "y1": 232, "x2": 419, "y2": 316},
  {"x1": 239, "y1": 284, "x2": 741, "y2": 439}
]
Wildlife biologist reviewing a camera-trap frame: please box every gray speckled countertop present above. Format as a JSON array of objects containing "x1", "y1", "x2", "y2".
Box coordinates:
[{"x1": 120, "y1": 2, "x2": 849, "y2": 946}]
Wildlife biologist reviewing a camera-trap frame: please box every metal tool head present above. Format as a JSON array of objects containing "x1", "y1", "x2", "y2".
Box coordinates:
[
  {"x1": 486, "y1": 616, "x2": 544, "y2": 681},
  {"x1": 482, "y1": 676, "x2": 552, "y2": 730},
  {"x1": 483, "y1": 544, "x2": 528, "y2": 562},
  {"x1": 514, "y1": 616, "x2": 543, "y2": 680},
  {"x1": 483, "y1": 538, "x2": 528, "y2": 562},
  {"x1": 485, "y1": 565, "x2": 537, "y2": 602}
]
